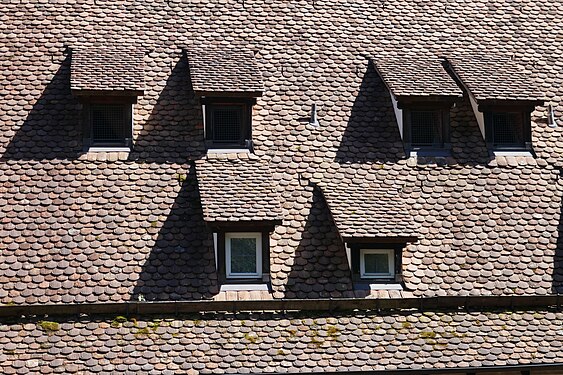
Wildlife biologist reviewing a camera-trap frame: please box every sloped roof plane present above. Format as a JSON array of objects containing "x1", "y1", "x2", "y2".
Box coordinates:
[
  {"x1": 373, "y1": 55, "x2": 463, "y2": 99},
  {"x1": 186, "y1": 46, "x2": 264, "y2": 96},
  {"x1": 446, "y1": 55, "x2": 545, "y2": 102},
  {"x1": 70, "y1": 46, "x2": 145, "y2": 94}
]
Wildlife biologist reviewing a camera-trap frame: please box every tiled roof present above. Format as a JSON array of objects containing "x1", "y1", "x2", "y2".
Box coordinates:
[
  {"x1": 447, "y1": 55, "x2": 544, "y2": 102},
  {"x1": 196, "y1": 155, "x2": 283, "y2": 223},
  {"x1": 71, "y1": 46, "x2": 145, "y2": 93},
  {"x1": 1, "y1": 310, "x2": 562, "y2": 373},
  {"x1": 373, "y1": 55, "x2": 463, "y2": 98},
  {"x1": 317, "y1": 168, "x2": 418, "y2": 239},
  {"x1": 186, "y1": 46, "x2": 264, "y2": 94},
  {"x1": 0, "y1": 0, "x2": 562, "y2": 311}
]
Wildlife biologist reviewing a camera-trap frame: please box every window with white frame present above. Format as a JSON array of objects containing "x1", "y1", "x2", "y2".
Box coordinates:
[
  {"x1": 80, "y1": 97, "x2": 134, "y2": 150},
  {"x1": 359, "y1": 248, "x2": 395, "y2": 279},
  {"x1": 225, "y1": 232, "x2": 262, "y2": 279}
]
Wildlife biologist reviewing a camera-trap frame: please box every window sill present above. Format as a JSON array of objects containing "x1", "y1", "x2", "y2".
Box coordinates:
[
  {"x1": 88, "y1": 146, "x2": 131, "y2": 152},
  {"x1": 354, "y1": 283, "x2": 403, "y2": 291},
  {"x1": 492, "y1": 150, "x2": 533, "y2": 157},
  {"x1": 207, "y1": 148, "x2": 250, "y2": 154},
  {"x1": 220, "y1": 283, "x2": 270, "y2": 292},
  {"x1": 409, "y1": 149, "x2": 451, "y2": 158}
]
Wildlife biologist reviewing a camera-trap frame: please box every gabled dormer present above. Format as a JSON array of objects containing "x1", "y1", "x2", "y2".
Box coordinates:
[
  {"x1": 71, "y1": 46, "x2": 145, "y2": 151},
  {"x1": 186, "y1": 46, "x2": 263, "y2": 152},
  {"x1": 445, "y1": 56, "x2": 544, "y2": 154},
  {"x1": 373, "y1": 55, "x2": 463, "y2": 156}
]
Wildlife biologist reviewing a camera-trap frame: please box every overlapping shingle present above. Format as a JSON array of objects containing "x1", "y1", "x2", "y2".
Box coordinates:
[
  {"x1": 0, "y1": 0, "x2": 562, "y2": 305},
  {"x1": 186, "y1": 46, "x2": 263, "y2": 95},
  {"x1": 71, "y1": 46, "x2": 145, "y2": 93},
  {"x1": 196, "y1": 155, "x2": 283, "y2": 223},
  {"x1": 447, "y1": 55, "x2": 544, "y2": 102},
  {"x1": 1, "y1": 310, "x2": 561, "y2": 373},
  {"x1": 373, "y1": 55, "x2": 463, "y2": 98}
]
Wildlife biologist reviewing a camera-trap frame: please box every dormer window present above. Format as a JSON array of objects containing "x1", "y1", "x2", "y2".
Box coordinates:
[
  {"x1": 373, "y1": 56, "x2": 463, "y2": 157},
  {"x1": 349, "y1": 243, "x2": 405, "y2": 282},
  {"x1": 80, "y1": 99, "x2": 134, "y2": 149},
  {"x1": 485, "y1": 110, "x2": 528, "y2": 150},
  {"x1": 70, "y1": 46, "x2": 145, "y2": 151},
  {"x1": 404, "y1": 107, "x2": 451, "y2": 153},
  {"x1": 202, "y1": 97, "x2": 254, "y2": 149},
  {"x1": 445, "y1": 55, "x2": 544, "y2": 154},
  {"x1": 186, "y1": 46, "x2": 264, "y2": 151}
]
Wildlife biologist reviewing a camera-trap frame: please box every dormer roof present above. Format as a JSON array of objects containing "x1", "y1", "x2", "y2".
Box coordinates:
[
  {"x1": 195, "y1": 157, "x2": 282, "y2": 225},
  {"x1": 446, "y1": 55, "x2": 544, "y2": 103},
  {"x1": 71, "y1": 46, "x2": 145, "y2": 96},
  {"x1": 373, "y1": 55, "x2": 463, "y2": 101},
  {"x1": 317, "y1": 169, "x2": 418, "y2": 241},
  {"x1": 186, "y1": 46, "x2": 264, "y2": 97}
]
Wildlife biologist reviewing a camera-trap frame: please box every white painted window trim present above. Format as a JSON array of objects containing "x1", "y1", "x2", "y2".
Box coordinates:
[
  {"x1": 360, "y1": 249, "x2": 394, "y2": 279},
  {"x1": 225, "y1": 232, "x2": 262, "y2": 279}
]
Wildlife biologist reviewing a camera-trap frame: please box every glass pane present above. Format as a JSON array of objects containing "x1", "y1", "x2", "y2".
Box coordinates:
[
  {"x1": 213, "y1": 107, "x2": 242, "y2": 142},
  {"x1": 364, "y1": 253, "x2": 390, "y2": 274},
  {"x1": 230, "y1": 238, "x2": 257, "y2": 274},
  {"x1": 492, "y1": 112, "x2": 522, "y2": 146},
  {"x1": 411, "y1": 110, "x2": 442, "y2": 147},
  {"x1": 92, "y1": 105, "x2": 125, "y2": 143}
]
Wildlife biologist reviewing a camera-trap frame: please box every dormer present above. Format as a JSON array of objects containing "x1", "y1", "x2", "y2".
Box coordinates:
[
  {"x1": 71, "y1": 46, "x2": 145, "y2": 151},
  {"x1": 186, "y1": 46, "x2": 263, "y2": 152},
  {"x1": 373, "y1": 56, "x2": 463, "y2": 156},
  {"x1": 195, "y1": 158, "x2": 282, "y2": 287},
  {"x1": 445, "y1": 56, "x2": 544, "y2": 154}
]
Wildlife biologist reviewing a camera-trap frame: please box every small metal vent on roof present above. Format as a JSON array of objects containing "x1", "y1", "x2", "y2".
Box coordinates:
[
  {"x1": 548, "y1": 104, "x2": 558, "y2": 128},
  {"x1": 309, "y1": 103, "x2": 320, "y2": 127}
]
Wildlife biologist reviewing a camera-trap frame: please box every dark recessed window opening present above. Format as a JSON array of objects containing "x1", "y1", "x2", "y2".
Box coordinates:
[
  {"x1": 411, "y1": 110, "x2": 443, "y2": 148},
  {"x1": 490, "y1": 111, "x2": 524, "y2": 148},
  {"x1": 92, "y1": 104, "x2": 129, "y2": 145},
  {"x1": 204, "y1": 98, "x2": 254, "y2": 149},
  {"x1": 210, "y1": 105, "x2": 244, "y2": 143}
]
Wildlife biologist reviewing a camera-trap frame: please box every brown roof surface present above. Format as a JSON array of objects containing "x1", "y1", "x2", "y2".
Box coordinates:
[
  {"x1": 373, "y1": 55, "x2": 463, "y2": 98},
  {"x1": 1, "y1": 310, "x2": 562, "y2": 373},
  {"x1": 0, "y1": 0, "x2": 561, "y2": 303},
  {"x1": 71, "y1": 46, "x2": 145, "y2": 93},
  {"x1": 187, "y1": 46, "x2": 264, "y2": 94},
  {"x1": 196, "y1": 155, "x2": 283, "y2": 223},
  {"x1": 447, "y1": 55, "x2": 544, "y2": 101},
  {"x1": 317, "y1": 168, "x2": 418, "y2": 239}
]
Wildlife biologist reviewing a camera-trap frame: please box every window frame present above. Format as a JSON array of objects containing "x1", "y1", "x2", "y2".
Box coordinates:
[
  {"x1": 359, "y1": 248, "x2": 395, "y2": 279},
  {"x1": 225, "y1": 232, "x2": 263, "y2": 279},
  {"x1": 484, "y1": 110, "x2": 530, "y2": 151},
  {"x1": 215, "y1": 227, "x2": 272, "y2": 284},
  {"x1": 349, "y1": 243, "x2": 404, "y2": 282},
  {"x1": 80, "y1": 96, "x2": 135, "y2": 150},
  {"x1": 202, "y1": 97, "x2": 255, "y2": 149},
  {"x1": 402, "y1": 104, "x2": 452, "y2": 155}
]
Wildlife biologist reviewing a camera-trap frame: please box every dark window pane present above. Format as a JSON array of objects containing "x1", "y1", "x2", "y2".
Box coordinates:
[
  {"x1": 92, "y1": 104, "x2": 126, "y2": 143},
  {"x1": 230, "y1": 238, "x2": 257, "y2": 274},
  {"x1": 411, "y1": 110, "x2": 442, "y2": 147},
  {"x1": 492, "y1": 112, "x2": 523, "y2": 146},
  {"x1": 364, "y1": 253, "x2": 390, "y2": 274},
  {"x1": 212, "y1": 107, "x2": 242, "y2": 142}
]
